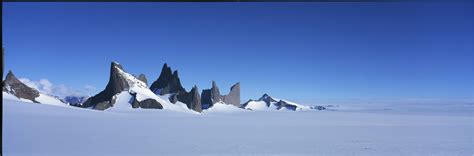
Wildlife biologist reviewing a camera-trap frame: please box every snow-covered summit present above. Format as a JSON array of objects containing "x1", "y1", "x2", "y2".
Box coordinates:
[{"x1": 242, "y1": 94, "x2": 324, "y2": 111}]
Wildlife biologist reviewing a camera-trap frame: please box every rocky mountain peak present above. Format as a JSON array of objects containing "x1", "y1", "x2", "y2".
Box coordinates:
[
  {"x1": 82, "y1": 62, "x2": 162, "y2": 110},
  {"x1": 150, "y1": 63, "x2": 185, "y2": 95},
  {"x1": 81, "y1": 62, "x2": 132, "y2": 110},
  {"x1": 3, "y1": 70, "x2": 40, "y2": 103},
  {"x1": 259, "y1": 93, "x2": 276, "y2": 103}
]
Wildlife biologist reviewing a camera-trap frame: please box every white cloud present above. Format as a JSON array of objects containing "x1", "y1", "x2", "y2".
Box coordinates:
[
  {"x1": 39, "y1": 79, "x2": 53, "y2": 94},
  {"x1": 18, "y1": 78, "x2": 95, "y2": 98},
  {"x1": 84, "y1": 85, "x2": 96, "y2": 92},
  {"x1": 18, "y1": 78, "x2": 39, "y2": 90}
]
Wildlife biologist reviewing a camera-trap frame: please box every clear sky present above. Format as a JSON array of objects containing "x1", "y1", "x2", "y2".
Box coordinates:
[{"x1": 3, "y1": 2, "x2": 474, "y2": 103}]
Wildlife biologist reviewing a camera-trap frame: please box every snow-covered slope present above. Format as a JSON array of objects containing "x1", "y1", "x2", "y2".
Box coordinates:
[
  {"x1": 3, "y1": 91, "x2": 67, "y2": 107},
  {"x1": 3, "y1": 91, "x2": 32, "y2": 103},
  {"x1": 203, "y1": 102, "x2": 245, "y2": 113},
  {"x1": 4, "y1": 98, "x2": 474, "y2": 156},
  {"x1": 35, "y1": 93, "x2": 68, "y2": 106}
]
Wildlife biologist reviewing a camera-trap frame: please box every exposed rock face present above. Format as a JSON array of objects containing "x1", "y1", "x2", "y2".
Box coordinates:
[
  {"x1": 200, "y1": 81, "x2": 225, "y2": 109},
  {"x1": 258, "y1": 93, "x2": 277, "y2": 107},
  {"x1": 137, "y1": 74, "x2": 147, "y2": 85},
  {"x1": 2, "y1": 70, "x2": 40, "y2": 103},
  {"x1": 310, "y1": 105, "x2": 326, "y2": 110},
  {"x1": 149, "y1": 63, "x2": 185, "y2": 95},
  {"x1": 210, "y1": 81, "x2": 222, "y2": 103},
  {"x1": 131, "y1": 93, "x2": 163, "y2": 109},
  {"x1": 169, "y1": 94, "x2": 178, "y2": 104},
  {"x1": 177, "y1": 86, "x2": 202, "y2": 112},
  {"x1": 81, "y1": 62, "x2": 130, "y2": 110},
  {"x1": 275, "y1": 100, "x2": 297, "y2": 111},
  {"x1": 201, "y1": 81, "x2": 240, "y2": 109},
  {"x1": 201, "y1": 89, "x2": 212, "y2": 109},
  {"x1": 222, "y1": 83, "x2": 240, "y2": 107}
]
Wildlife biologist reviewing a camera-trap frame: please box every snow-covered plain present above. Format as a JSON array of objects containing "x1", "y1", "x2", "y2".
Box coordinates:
[{"x1": 3, "y1": 99, "x2": 474, "y2": 156}]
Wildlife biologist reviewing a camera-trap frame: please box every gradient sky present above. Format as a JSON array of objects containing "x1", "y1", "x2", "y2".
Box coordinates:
[{"x1": 3, "y1": 2, "x2": 474, "y2": 103}]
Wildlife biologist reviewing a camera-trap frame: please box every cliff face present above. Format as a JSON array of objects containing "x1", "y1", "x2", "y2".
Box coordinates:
[
  {"x1": 222, "y1": 83, "x2": 240, "y2": 107},
  {"x1": 176, "y1": 86, "x2": 202, "y2": 112}
]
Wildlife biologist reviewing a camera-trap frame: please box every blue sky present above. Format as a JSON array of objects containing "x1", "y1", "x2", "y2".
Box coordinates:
[{"x1": 3, "y1": 2, "x2": 473, "y2": 102}]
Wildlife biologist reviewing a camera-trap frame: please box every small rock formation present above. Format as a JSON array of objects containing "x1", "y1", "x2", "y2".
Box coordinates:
[
  {"x1": 275, "y1": 100, "x2": 297, "y2": 111},
  {"x1": 149, "y1": 63, "x2": 185, "y2": 95},
  {"x1": 136, "y1": 74, "x2": 147, "y2": 85},
  {"x1": 200, "y1": 81, "x2": 240, "y2": 109},
  {"x1": 131, "y1": 93, "x2": 163, "y2": 109},
  {"x1": 2, "y1": 70, "x2": 40, "y2": 103},
  {"x1": 169, "y1": 94, "x2": 178, "y2": 104},
  {"x1": 177, "y1": 85, "x2": 202, "y2": 112},
  {"x1": 310, "y1": 105, "x2": 326, "y2": 110}
]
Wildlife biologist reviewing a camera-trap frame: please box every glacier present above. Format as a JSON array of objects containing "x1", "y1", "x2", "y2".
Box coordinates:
[{"x1": 3, "y1": 98, "x2": 473, "y2": 156}]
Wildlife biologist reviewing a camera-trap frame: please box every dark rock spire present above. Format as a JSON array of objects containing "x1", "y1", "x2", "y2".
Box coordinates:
[
  {"x1": 81, "y1": 62, "x2": 130, "y2": 110},
  {"x1": 177, "y1": 85, "x2": 202, "y2": 112},
  {"x1": 150, "y1": 63, "x2": 185, "y2": 95}
]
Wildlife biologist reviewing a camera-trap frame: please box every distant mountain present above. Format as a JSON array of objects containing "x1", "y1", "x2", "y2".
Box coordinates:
[
  {"x1": 81, "y1": 62, "x2": 163, "y2": 110},
  {"x1": 3, "y1": 70, "x2": 66, "y2": 106},
  {"x1": 242, "y1": 94, "x2": 325, "y2": 111},
  {"x1": 63, "y1": 96, "x2": 90, "y2": 106},
  {"x1": 2, "y1": 61, "x2": 325, "y2": 113}
]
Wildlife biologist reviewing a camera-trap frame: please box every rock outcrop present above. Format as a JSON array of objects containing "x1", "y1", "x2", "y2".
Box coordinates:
[
  {"x1": 149, "y1": 63, "x2": 185, "y2": 95},
  {"x1": 275, "y1": 100, "x2": 297, "y2": 111},
  {"x1": 201, "y1": 89, "x2": 212, "y2": 109},
  {"x1": 2, "y1": 70, "x2": 40, "y2": 103},
  {"x1": 201, "y1": 81, "x2": 224, "y2": 109},
  {"x1": 131, "y1": 93, "x2": 163, "y2": 109},
  {"x1": 259, "y1": 93, "x2": 277, "y2": 107},
  {"x1": 177, "y1": 86, "x2": 202, "y2": 112},
  {"x1": 222, "y1": 83, "x2": 240, "y2": 107},
  {"x1": 201, "y1": 81, "x2": 240, "y2": 108}
]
